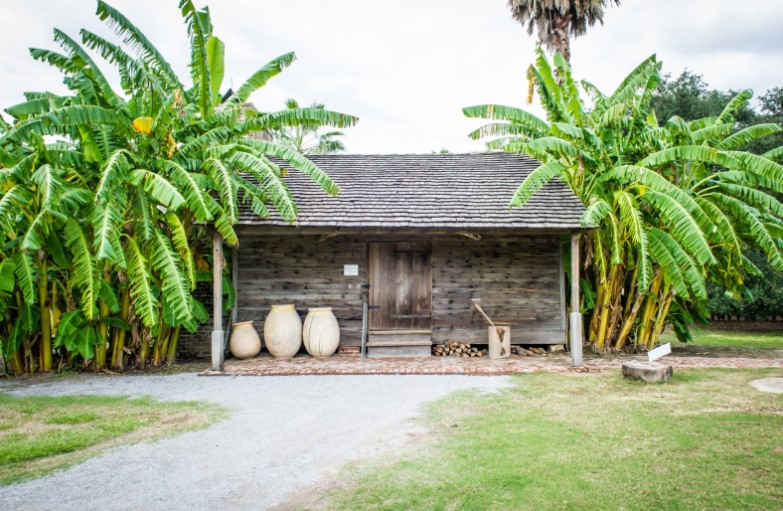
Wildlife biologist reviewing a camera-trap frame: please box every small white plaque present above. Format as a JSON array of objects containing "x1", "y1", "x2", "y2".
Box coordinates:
[
  {"x1": 648, "y1": 343, "x2": 671, "y2": 362},
  {"x1": 343, "y1": 264, "x2": 359, "y2": 276}
]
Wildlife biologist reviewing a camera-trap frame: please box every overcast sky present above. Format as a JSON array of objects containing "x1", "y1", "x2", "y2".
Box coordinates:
[{"x1": 1, "y1": 0, "x2": 781, "y2": 153}]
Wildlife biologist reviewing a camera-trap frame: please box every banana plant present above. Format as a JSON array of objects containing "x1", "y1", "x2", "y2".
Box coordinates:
[
  {"x1": 0, "y1": 0, "x2": 358, "y2": 373},
  {"x1": 464, "y1": 48, "x2": 783, "y2": 351}
]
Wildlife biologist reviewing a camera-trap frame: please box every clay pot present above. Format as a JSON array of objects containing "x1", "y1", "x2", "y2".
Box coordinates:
[
  {"x1": 302, "y1": 307, "x2": 340, "y2": 358},
  {"x1": 229, "y1": 321, "x2": 261, "y2": 359},
  {"x1": 263, "y1": 304, "x2": 302, "y2": 359}
]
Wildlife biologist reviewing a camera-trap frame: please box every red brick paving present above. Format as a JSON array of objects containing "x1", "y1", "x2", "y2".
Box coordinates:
[{"x1": 199, "y1": 353, "x2": 783, "y2": 376}]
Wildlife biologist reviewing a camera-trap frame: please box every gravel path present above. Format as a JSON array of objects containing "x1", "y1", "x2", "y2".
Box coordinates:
[{"x1": 0, "y1": 373, "x2": 509, "y2": 510}]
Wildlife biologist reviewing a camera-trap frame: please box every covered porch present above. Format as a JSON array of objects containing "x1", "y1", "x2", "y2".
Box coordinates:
[{"x1": 204, "y1": 153, "x2": 590, "y2": 371}]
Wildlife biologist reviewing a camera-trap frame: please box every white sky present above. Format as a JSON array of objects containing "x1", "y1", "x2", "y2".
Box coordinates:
[{"x1": 0, "y1": 0, "x2": 781, "y2": 154}]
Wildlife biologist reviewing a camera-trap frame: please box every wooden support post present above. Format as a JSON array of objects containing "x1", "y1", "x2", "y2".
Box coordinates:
[
  {"x1": 570, "y1": 232, "x2": 583, "y2": 367},
  {"x1": 231, "y1": 244, "x2": 238, "y2": 325},
  {"x1": 211, "y1": 230, "x2": 224, "y2": 372}
]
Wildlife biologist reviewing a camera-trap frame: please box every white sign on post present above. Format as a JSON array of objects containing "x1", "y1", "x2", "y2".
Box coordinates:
[
  {"x1": 648, "y1": 343, "x2": 671, "y2": 362},
  {"x1": 343, "y1": 264, "x2": 359, "y2": 276}
]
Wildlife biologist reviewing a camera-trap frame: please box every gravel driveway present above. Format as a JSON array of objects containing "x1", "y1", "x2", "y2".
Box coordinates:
[{"x1": 0, "y1": 373, "x2": 509, "y2": 510}]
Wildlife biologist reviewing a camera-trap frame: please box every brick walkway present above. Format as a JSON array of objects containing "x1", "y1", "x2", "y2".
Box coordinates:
[{"x1": 200, "y1": 353, "x2": 783, "y2": 376}]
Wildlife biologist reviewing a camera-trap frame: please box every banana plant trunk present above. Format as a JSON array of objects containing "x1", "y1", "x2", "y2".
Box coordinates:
[
  {"x1": 165, "y1": 326, "x2": 181, "y2": 364},
  {"x1": 110, "y1": 288, "x2": 131, "y2": 371},
  {"x1": 95, "y1": 268, "x2": 112, "y2": 370},
  {"x1": 37, "y1": 255, "x2": 53, "y2": 372}
]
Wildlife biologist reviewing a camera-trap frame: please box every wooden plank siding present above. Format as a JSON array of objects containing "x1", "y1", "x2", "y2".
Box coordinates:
[
  {"x1": 430, "y1": 236, "x2": 564, "y2": 344},
  {"x1": 235, "y1": 233, "x2": 566, "y2": 347}
]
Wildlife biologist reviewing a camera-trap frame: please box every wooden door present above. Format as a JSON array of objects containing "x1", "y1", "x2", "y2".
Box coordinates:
[{"x1": 368, "y1": 242, "x2": 431, "y2": 330}]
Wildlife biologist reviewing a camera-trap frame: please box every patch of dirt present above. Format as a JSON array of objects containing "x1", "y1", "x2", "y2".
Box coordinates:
[
  {"x1": 576, "y1": 344, "x2": 783, "y2": 360},
  {"x1": 270, "y1": 424, "x2": 438, "y2": 511},
  {"x1": 0, "y1": 362, "x2": 207, "y2": 389}
]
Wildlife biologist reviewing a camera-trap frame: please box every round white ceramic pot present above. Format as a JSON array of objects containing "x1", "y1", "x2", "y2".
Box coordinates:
[
  {"x1": 263, "y1": 304, "x2": 302, "y2": 359},
  {"x1": 229, "y1": 321, "x2": 261, "y2": 359},
  {"x1": 302, "y1": 307, "x2": 340, "y2": 358}
]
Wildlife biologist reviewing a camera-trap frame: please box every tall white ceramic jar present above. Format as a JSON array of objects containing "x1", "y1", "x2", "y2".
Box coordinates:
[
  {"x1": 302, "y1": 307, "x2": 340, "y2": 358},
  {"x1": 263, "y1": 304, "x2": 302, "y2": 359}
]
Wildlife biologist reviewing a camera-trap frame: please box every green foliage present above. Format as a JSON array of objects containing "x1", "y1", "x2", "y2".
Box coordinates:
[
  {"x1": 268, "y1": 98, "x2": 350, "y2": 155},
  {"x1": 708, "y1": 250, "x2": 783, "y2": 320},
  {"x1": 464, "y1": 49, "x2": 783, "y2": 350},
  {"x1": 0, "y1": 1, "x2": 357, "y2": 373}
]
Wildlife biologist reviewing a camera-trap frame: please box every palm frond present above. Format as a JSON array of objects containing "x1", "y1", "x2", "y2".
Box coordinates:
[
  {"x1": 151, "y1": 230, "x2": 192, "y2": 323},
  {"x1": 696, "y1": 196, "x2": 741, "y2": 258},
  {"x1": 228, "y1": 152, "x2": 297, "y2": 222},
  {"x1": 164, "y1": 211, "x2": 196, "y2": 289},
  {"x1": 581, "y1": 198, "x2": 612, "y2": 228},
  {"x1": 96, "y1": 0, "x2": 182, "y2": 89},
  {"x1": 206, "y1": 36, "x2": 225, "y2": 104},
  {"x1": 647, "y1": 228, "x2": 690, "y2": 299},
  {"x1": 232, "y1": 52, "x2": 296, "y2": 104},
  {"x1": 608, "y1": 54, "x2": 658, "y2": 106},
  {"x1": 716, "y1": 89, "x2": 752, "y2": 125},
  {"x1": 159, "y1": 160, "x2": 212, "y2": 222},
  {"x1": 13, "y1": 251, "x2": 36, "y2": 305},
  {"x1": 762, "y1": 146, "x2": 783, "y2": 163},
  {"x1": 92, "y1": 200, "x2": 124, "y2": 266},
  {"x1": 245, "y1": 107, "x2": 358, "y2": 133},
  {"x1": 125, "y1": 236, "x2": 158, "y2": 327},
  {"x1": 462, "y1": 104, "x2": 549, "y2": 137},
  {"x1": 236, "y1": 139, "x2": 340, "y2": 195},
  {"x1": 64, "y1": 218, "x2": 99, "y2": 318},
  {"x1": 717, "y1": 123, "x2": 782, "y2": 151},
  {"x1": 130, "y1": 169, "x2": 186, "y2": 211},
  {"x1": 203, "y1": 157, "x2": 237, "y2": 222},
  {"x1": 53, "y1": 29, "x2": 120, "y2": 107},
  {"x1": 509, "y1": 161, "x2": 565, "y2": 208},
  {"x1": 642, "y1": 190, "x2": 714, "y2": 266},
  {"x1": 726, "y1": 151, "x2": 783, "y2": 183},
  {"x1": 649, "y1": 228, "x2": 707, "y2": 300},
  {"x1": 179, "y1": 0, "x2": 212, "y2": 116},
  {"x1": 95, "y1": 149, "x2": 129, "y2": 205},
  {"x1": 81, "y1": 29, "x2": 157, "y2": 94},
  {"x1": 689, "y1": 123, "x2": 732, "y2": 145},
  {"x1": 29, "y1": 48, "x2": 81, "y2": 74},
  {"x1": 213, "y1": 212, "x2": 238, "y2": 246},
  {"x1": 466, "y1": 122, "x2": 529, "y2": 142}
]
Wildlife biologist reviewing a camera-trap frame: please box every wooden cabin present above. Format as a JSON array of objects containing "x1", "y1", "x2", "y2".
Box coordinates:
[{"x1": 194, "y1": 153, "x2": 590, "y2": 369}]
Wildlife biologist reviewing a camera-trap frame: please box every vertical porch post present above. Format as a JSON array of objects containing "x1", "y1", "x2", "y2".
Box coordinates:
[
  {"x1": 231, "y1": 243, "x2": 239, "y2": 325},
  {"x1": 570, "y1": 232, "x2": 583, "y2": 367},
  {"x1": 211, "y1": 229, "x2": 224, "y2": 371}
]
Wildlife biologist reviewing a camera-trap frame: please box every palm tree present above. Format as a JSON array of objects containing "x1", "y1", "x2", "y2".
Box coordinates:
[
  {"x1": 507, "y1": 0, "x2": 621, "y2": 61},
  {"x1": 464, "y1": 49, "x2": 783, "y2": 351},
  {"x1": 271, "y1": 99, "x2": 348, "y2": 155}
]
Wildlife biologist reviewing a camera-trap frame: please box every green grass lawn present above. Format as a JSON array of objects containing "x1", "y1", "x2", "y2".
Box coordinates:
[
  {"x1": 325, "y1": 369, "x2": 783, "y2": 511},
  {"x1": 0, "y1": 393, "x2": 224, "y2": 486},
  {"x1": 660, "y1": 328, "x2": 783, "y2": 350}
]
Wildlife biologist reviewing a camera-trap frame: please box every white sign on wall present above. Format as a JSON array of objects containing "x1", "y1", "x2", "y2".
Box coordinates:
[{"x1": 343, "y1": 264, "x2": 359, "y2": 276}]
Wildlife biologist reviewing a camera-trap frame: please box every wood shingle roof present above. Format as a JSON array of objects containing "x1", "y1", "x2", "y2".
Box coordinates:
[{"x1": 237, "y1": 152, "x2": 586, "y2": 230}]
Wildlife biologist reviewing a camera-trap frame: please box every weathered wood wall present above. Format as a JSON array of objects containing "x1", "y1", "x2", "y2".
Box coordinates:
[
  {"x1": 431, "y1": 236, "x2": 564, "y2": 344},
  {"x1": 230, "y1": 233, "x2": 565, "y2": 348},
  {"x1": 236, "y1": 235, "x2": 368, "y2": 345}
]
